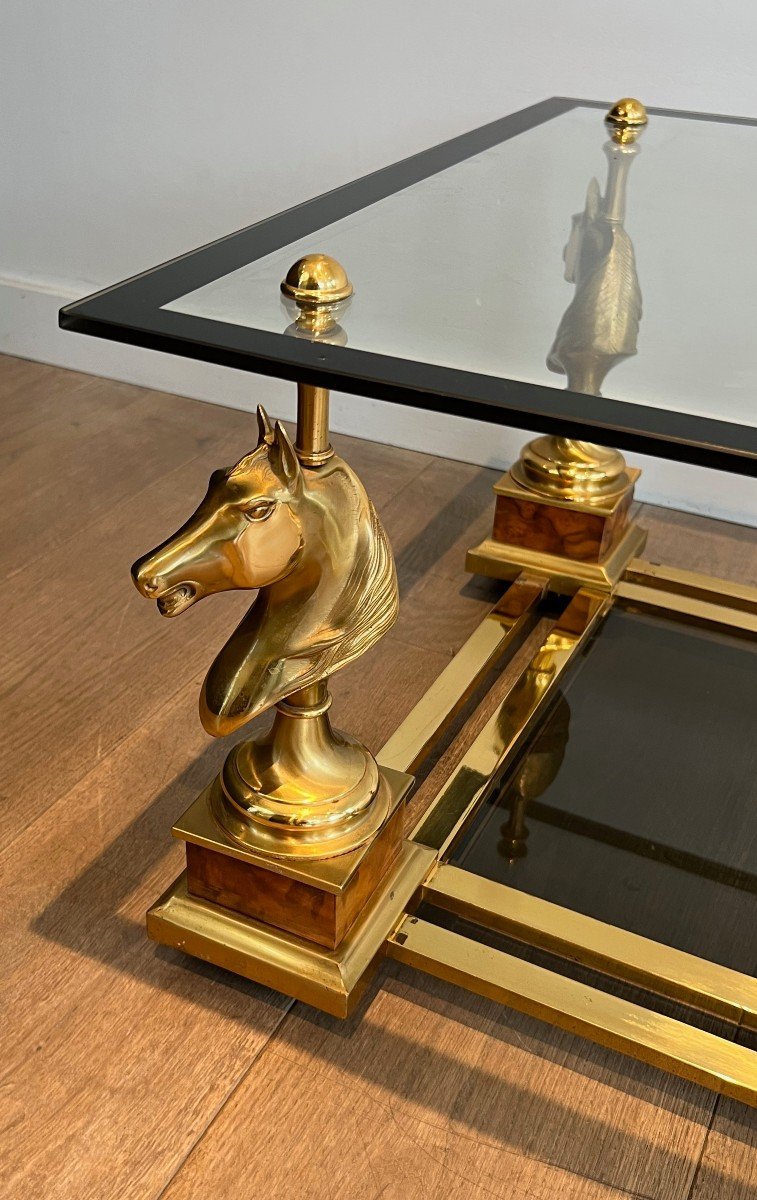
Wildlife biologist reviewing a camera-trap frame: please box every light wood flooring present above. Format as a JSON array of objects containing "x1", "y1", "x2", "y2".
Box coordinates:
[{"x1": 2, "y1": 354, "x2": 756, "y2": 1199}]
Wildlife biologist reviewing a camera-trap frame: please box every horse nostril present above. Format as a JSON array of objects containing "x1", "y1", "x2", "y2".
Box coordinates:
[{"x1": 131, "y1": 558, "x2": 162, "y2": 597}]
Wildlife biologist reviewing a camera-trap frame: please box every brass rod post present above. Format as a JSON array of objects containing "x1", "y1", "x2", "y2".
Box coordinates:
[
  {"x1": 281, "y1": 254, "x2": 353, "y2": 470},
  {"x1": 296, "y1": 382, "x2": 333, "y2": 467}
]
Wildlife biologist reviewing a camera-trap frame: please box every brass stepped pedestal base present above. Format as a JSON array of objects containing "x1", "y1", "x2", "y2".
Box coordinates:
[
  {"x1": 468, "y1": 442, "x2": 647, "y2": 594},
  {"x1": 147, "y1": 758, "x2": 430, "y2": 1014},
  {"x1": 468, "y1": 521, "x2": 648, "y2": 594},
  {"x1": 148, "y1": 841, "x2": 435, "y2": 1017}
]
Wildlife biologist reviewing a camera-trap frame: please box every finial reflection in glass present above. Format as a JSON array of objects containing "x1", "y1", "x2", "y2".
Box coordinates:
[{"x1": 547, "y1": 106, "x2": 644, "y2": 396}]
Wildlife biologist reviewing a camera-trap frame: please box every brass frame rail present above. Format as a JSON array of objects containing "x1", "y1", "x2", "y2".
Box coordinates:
[{"x1": 387, "y1": 917, "x2": 757, "y2": 1106}]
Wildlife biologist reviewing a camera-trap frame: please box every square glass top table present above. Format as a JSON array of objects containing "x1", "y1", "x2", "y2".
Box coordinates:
[
  {"x1": 62, "y1": 98, "x2": 757, "y2": 1106},
  {"x1": 61, "y1": 97, "x2": 757, "y2": 476}
]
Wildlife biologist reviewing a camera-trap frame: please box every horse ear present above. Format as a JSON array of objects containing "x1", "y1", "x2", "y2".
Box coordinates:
[
  {"x1": 256, "y1": 405, "x2": 274, "y2": 445},
  {"x1": 586, "y1": 176, "x2": 600, "y2": 219},
  {"x1": 270, "y1": 421, "x2": 302, "y2": 490}
]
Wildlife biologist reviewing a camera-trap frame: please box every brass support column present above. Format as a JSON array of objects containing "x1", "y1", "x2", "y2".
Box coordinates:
[
  {"x1": 134, "y1": 250, "x2": 432, "y2": 1015},
  {"x1": 296, "y1": 383, "x2": 332, "y2": 466}
]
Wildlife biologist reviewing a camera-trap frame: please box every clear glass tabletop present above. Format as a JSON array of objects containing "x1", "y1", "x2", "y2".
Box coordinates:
[
  {"x1": 167, "y1": 107, "x2": 757, "y2": 433},
  {"x1": 60, "y1": 98, "x2": 757, "y2": 474}
]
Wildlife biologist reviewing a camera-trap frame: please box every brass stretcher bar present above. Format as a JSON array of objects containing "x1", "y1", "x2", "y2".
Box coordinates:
[{"x1": 387, "y1": 918, "x2": 757, "y2": 1107}]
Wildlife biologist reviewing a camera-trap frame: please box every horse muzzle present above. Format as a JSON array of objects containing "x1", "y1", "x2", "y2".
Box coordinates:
[{"x1": 131, "y1": 554, "x2": 200, "y2": 618}]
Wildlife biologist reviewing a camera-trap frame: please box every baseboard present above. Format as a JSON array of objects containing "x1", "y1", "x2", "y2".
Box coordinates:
[{"x1": 2, "y1": 274, "x2": 755, "y2": 527}]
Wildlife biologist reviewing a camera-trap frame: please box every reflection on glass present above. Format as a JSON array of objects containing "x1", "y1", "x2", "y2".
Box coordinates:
[
  {"x1": 508, "y1": 127, "x2": 645, "y2": 505},
  {"x1": 548, "y1": 135, "x2": 642, "y2": 395},
  {"x1": 499, "y1": 691, "x2": 571, "y2": 861},
  {"x1": 164, "y1": 108, "x2": 757, "y2": 429},
  {"x1": 452, "y1": 607, "x2": 757, "y2": 974},
  {"x1": 282, "y1": 311, "x2": 349, "y2": 345}
]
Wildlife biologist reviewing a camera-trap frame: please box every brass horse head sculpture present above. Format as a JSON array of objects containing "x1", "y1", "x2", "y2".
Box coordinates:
[{"x1": 132, "y1": 407, "x2": 399, "y2": 858}]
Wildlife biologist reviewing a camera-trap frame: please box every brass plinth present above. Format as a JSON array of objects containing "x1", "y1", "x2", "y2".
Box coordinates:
[
  {"x1": 148, "y1": 841, "x2": 435, "y2": 1017},
  {"x1": 170, "y1": 761, "x2": 414, "y2": 950},
  {"x1": 510, "y1": 436, "x2": 632, "y2": 503},
  {"x1": 215, "y1": 681, "x2": 392, "y2": 861},
  {"x1": 468, "y1": 454, "x2": 645, "y2": 594}
]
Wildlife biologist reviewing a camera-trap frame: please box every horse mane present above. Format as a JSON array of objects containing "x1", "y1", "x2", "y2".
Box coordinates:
[
  {"x1": 200, "y1": 451, "x2": 399, "y2": 732},
  {"x1": 293, "y1": 499, "x2": 398, "y2": 687}
]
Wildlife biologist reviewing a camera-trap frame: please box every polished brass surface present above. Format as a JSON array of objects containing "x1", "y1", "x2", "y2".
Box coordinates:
[
  {"x1": 133, "y1": 406, "x2": 399, "y2": 858},
  {"x1": 623, "y1": 557, "x2": 757, "y2": 616},
  {"x1": 466, "y1": 520, "x2": 647, "y2": 595},
  {"x1": 296, "y1": 383, "x2": 333, "y2": 466},
  {"x1": 380, "y1": 576, "x2": 546, "y2": 775},
  {"x1": 281, "y1": 253, "x2": 354, "y2": 307},
  {"x1": 511, "y1": 116, "x2": 643, "y2": 504},
  {"x1": 605, "y1": 97, "x2": 648, "y2": 144},
  {"x1": 387, "y1": 917, "x2": 757, "y2": 1106},
  {"x1": 281, "y1": 253, "x2": 353, "y2": 341},
  {"x1": 148, "y1": 840, "x2": 435, "y2": 1019},
  {"x1": 511, "y1": 438, "x2": 633, "y2": 504},
  {"x1": 216, "y1": 680, "x2": 391, "y2": 859},
  {"x1": 175, "y1": 768, "x2": 412, "y2": 887},
  {"x1": 411, "y1": 590, "x2": 610, "y2": 855},
  {"x1": 424, "y1": 865, "x2": 757, "y2": 1028},
  {"x1": 617, "y1": 580, "x2": 757, "y2": 635}
]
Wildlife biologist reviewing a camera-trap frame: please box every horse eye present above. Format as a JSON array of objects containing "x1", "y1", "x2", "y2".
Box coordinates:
[{"x1": 242, "y1": 498, "x2": 275, "y2": 522}]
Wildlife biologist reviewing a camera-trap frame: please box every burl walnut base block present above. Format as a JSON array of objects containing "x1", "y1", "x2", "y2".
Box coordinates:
[
  {"x1": 148, "y1": 764, "x2": 434, "y2": 1018},
  {"x1": 173, "y1": 767, "x2": 413, "y2": 950},
  {"x1": 467, "y1": 468, "x2": 647, "y2": 594}
]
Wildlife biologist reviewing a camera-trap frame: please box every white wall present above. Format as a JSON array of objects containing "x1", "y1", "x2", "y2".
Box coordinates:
[{"x1": 2, "y1": 1, "x2": 756, "y2": 523}]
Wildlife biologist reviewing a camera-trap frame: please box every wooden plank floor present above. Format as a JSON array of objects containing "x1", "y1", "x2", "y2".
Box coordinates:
[{"x1": 1, "y1": 354, "x2": 755, "y2": 1200}]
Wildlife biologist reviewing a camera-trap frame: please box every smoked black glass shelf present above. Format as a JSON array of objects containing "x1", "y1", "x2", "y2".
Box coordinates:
[{"x1": 451, "y1": 605, "x2": 757, "y2": 976}]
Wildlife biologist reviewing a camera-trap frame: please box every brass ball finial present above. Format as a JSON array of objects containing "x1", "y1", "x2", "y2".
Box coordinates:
[
  {"x1": 605, "y1": 97, "x2": 648, "y2": 144},
  {"x1": 281, "y1": 254, "x2": 353, "y2": 306}
]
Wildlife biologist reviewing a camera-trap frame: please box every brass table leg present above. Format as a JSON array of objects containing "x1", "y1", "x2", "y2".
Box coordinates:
[
  {"x1": 133, "y1": 254, "x2": 432, "y2": 1014},
  {"x1": 466, "y1": 434, "x2": 647, "y2": 593}
]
